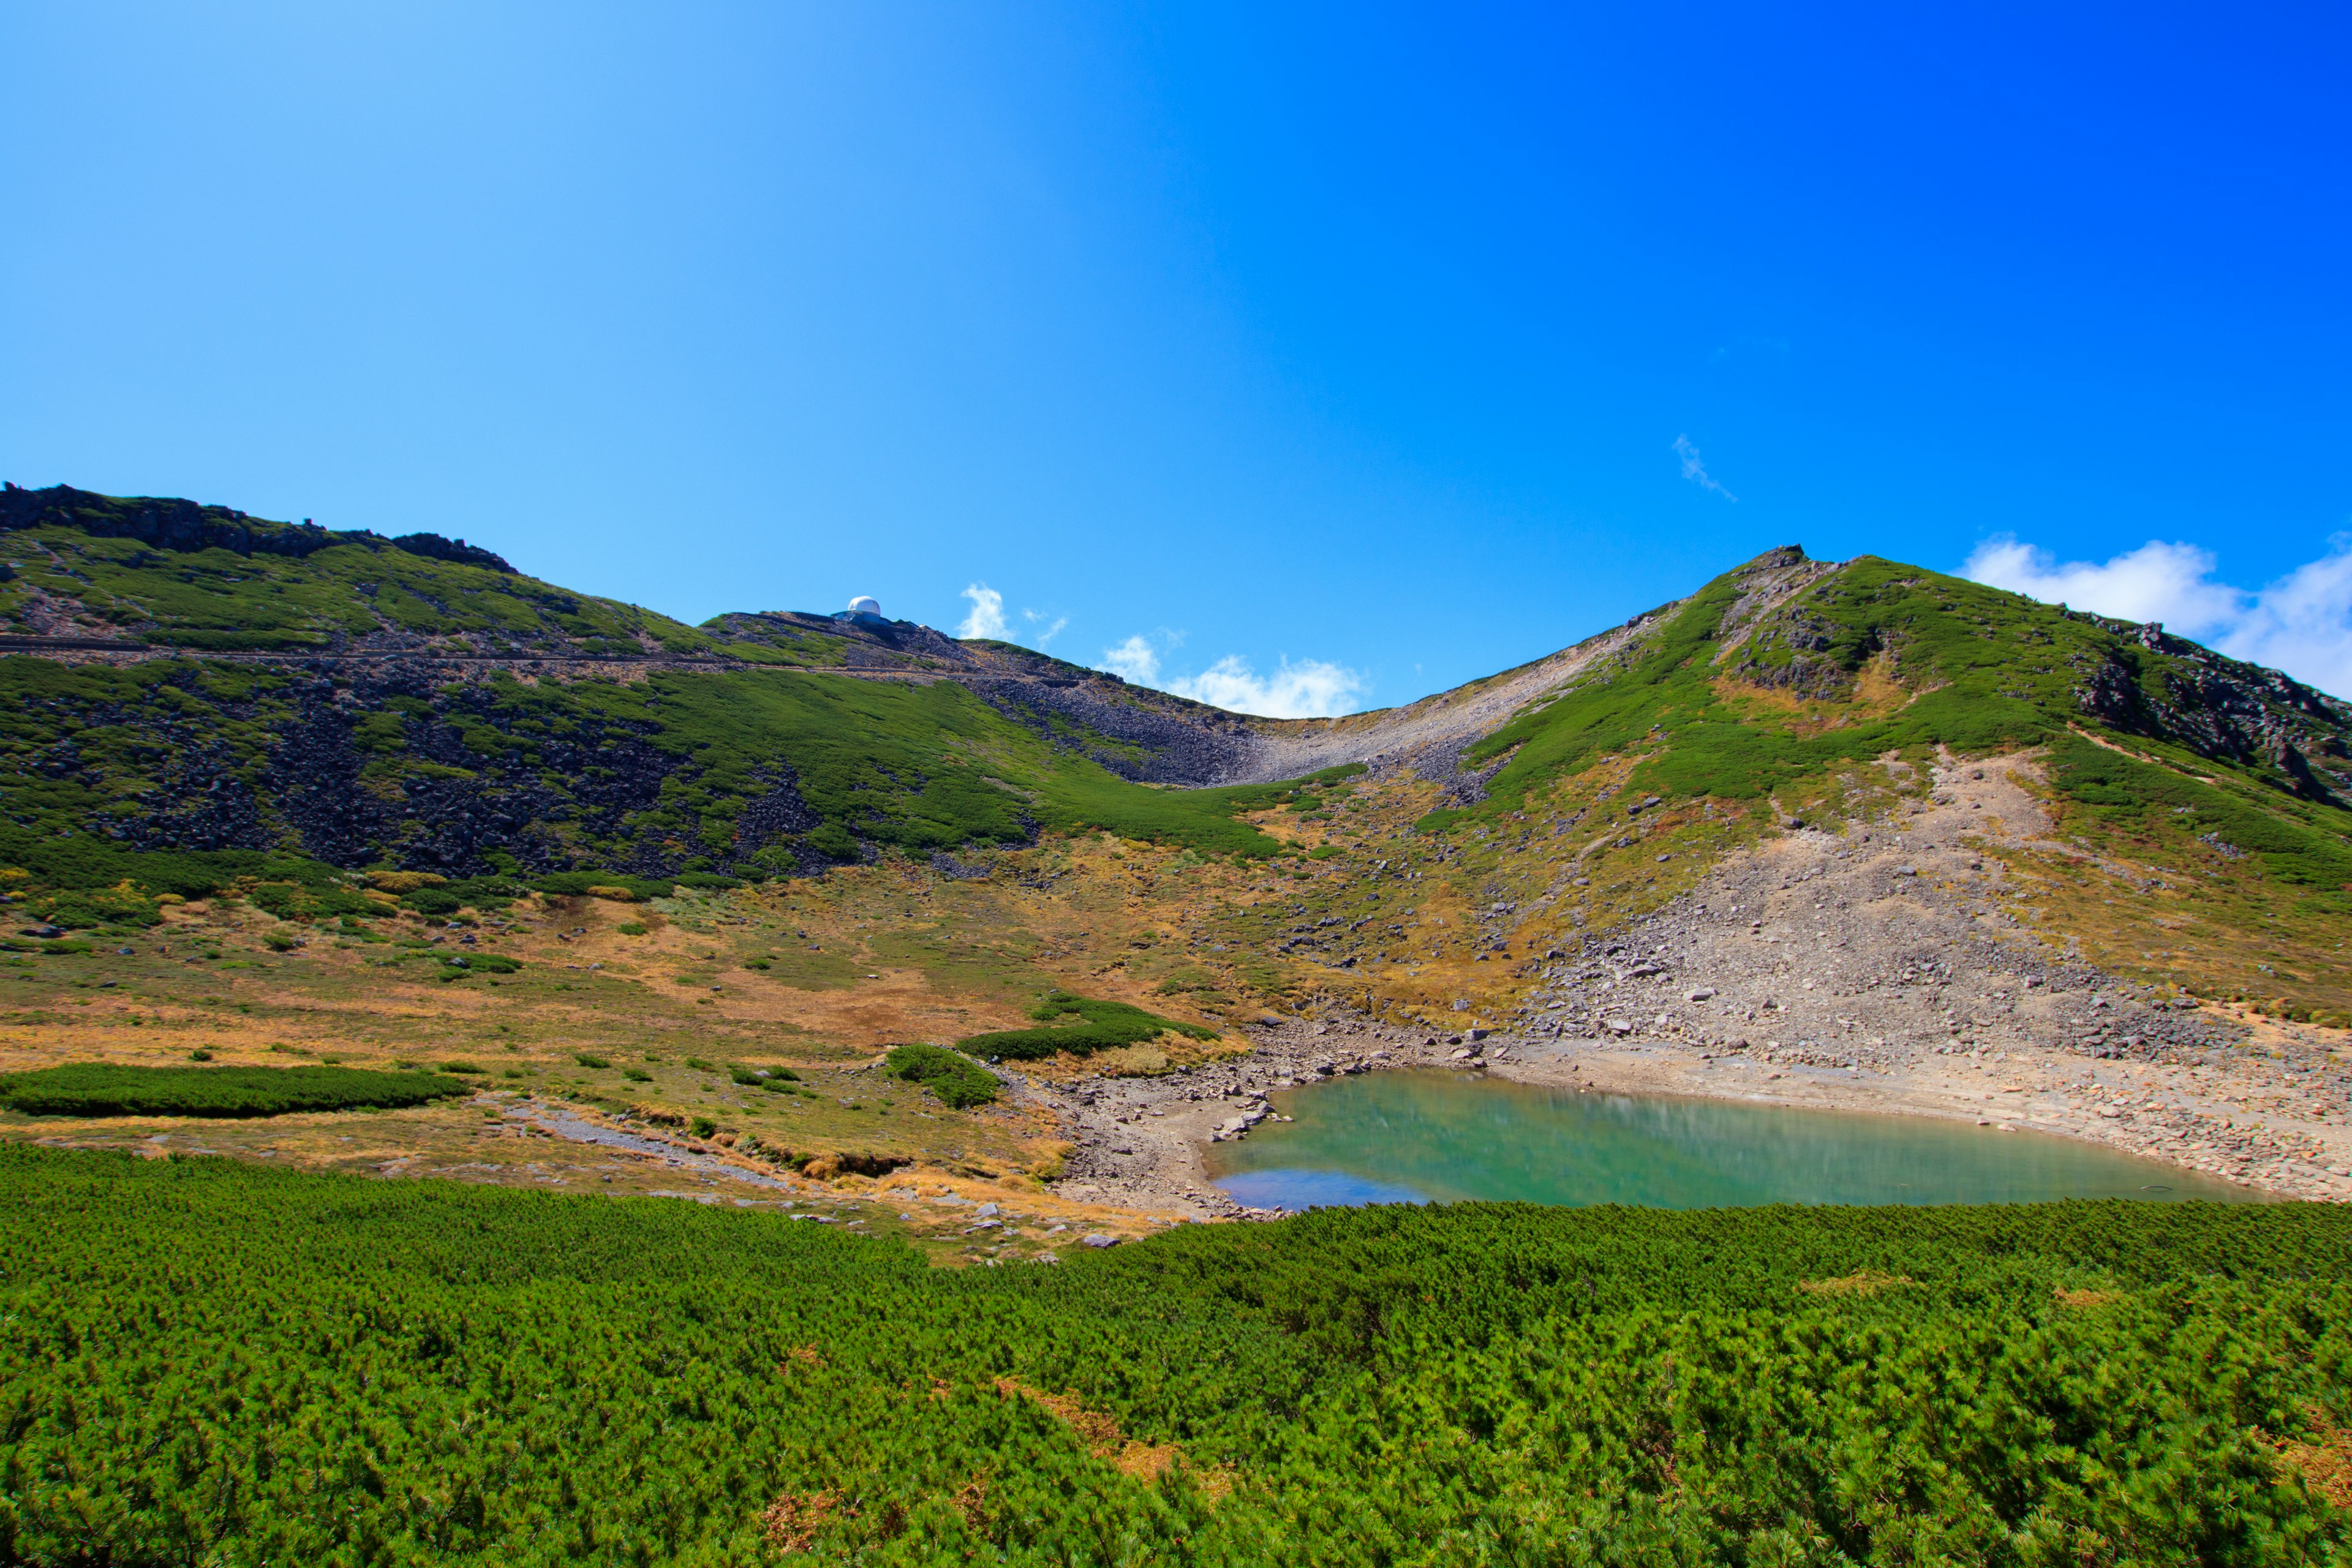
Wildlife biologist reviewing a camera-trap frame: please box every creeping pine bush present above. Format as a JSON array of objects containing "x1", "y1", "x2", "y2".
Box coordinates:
[
  {"x1": 3, "y1": 1150, "x2": 2350, "y2": 1566},
  {"x1": 956, "y1": 990, "x2": 1218, "y2": 1061},
  {"x1": 0, "y1": 1064, "x2": 471, "y2": 1118},
  {"x1": 884, "y1": 1044, "x2": 1000, "y2": 1108}
]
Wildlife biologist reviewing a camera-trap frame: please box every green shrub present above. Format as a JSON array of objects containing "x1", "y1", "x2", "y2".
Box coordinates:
[
  {"x1": 957, "y1": 990, "x2": 1218, "y2": 1061},
  {"x1": 437, "y1": 1061, "x2": 485, "y2": 1075},
  {"x1": 0, "y1": 1065, "x2": 470, "y2": 1118},
  {"x1": 533, "y1": 871, "x2": 677, "y2": 901},
  {"x1": 622, "y1": 1068, "x2": 652, "y2": 1083},
  {"x1": 573, "y1": 1053, "x2": 611, "y2": 1069},
  {"x1": 403, "y1": 887, "x2": 462, "y2": 916},
  {"x1": 688, "y1": 1116, "x2": 717, "y2": 1138},
  {"x1": 884, "y1": 1044, "x2": 1000, "y2": 1108}
]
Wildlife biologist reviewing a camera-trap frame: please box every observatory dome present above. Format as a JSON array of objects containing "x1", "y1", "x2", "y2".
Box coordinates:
[{"x1": 846, "y1": 595, "x2": 881, "y2": 617}]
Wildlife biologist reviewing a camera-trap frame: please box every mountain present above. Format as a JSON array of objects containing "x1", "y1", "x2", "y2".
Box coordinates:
[{"x1": 4, "y1": 481, "x2": 2352, "y2": 1044}]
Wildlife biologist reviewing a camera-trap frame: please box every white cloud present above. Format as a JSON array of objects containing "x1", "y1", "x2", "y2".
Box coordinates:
[
  {"x1": 1097, "y1": 634, "x2": 1366, "y2": 718},
  {"x1": 2209, "y1": 540, "x2": 2352, "y2": 701},
  {"x1": 1961, "y1": 537, "x2": 2242, "y2": 633},
  {"x1": 1022, "y1": 608, "x2": 1069, "y2": 647},
  {"x1": 1673, "y1": 434, "x2": 1738, "y2": 502},
  {"x1": 1098, "y1": 634, "x2": 1159, "y2": 685},
  {"x1": 1169, "y1": 655, "x2": 1367, "y2": 718},
  {"x1": 957, "y1": 582, "x2": 1008, "y2": 640},
  {"x1": 1962, "y1": 532, "x2": 2352, "y2": 699}
]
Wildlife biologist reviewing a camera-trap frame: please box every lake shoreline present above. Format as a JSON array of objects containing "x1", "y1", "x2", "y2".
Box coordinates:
[
  {"x1": 1036, "y1": 768, "x2": 2352, "y2": 1218},
  {"x1": 1028, "y1": 1003, "x2": 2352, "y2": 1219}
]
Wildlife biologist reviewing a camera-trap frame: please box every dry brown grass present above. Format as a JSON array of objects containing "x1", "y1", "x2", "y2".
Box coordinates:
[
  {"x1": 2054, "y1": 1286, "x2": 2124, "y2": 1309},
  {"x1": 951, "y1": 1471, "x2": 992, "y2": 1532},
  {"x1": 1798, "y1": 1270, "x2": 1912, "y2": 1298},
  {"x1": 994, "y1": 1377, "x2": 1185, "y2": 1481},
  {"x1": 2263, "y1": 1408, "x2": 2352, "y2": 1510},
  {"x1": 760, "y1": 1490, "x2": 837, "y2": 1551}
]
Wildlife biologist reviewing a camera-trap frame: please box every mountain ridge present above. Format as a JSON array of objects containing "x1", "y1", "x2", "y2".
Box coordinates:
[{"x1": 5, "y1": 482, "x2": 2352, "y2": 1036}]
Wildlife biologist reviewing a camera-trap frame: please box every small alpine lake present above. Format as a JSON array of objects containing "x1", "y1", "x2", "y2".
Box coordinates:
[{"x1": 1208, "y1": 1069, "x2": 2261, "y2": 1211}]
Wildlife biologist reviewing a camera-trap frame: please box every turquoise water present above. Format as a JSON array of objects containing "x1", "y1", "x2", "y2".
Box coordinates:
[{"x1": 1208, "y1": 1070, "x2": 2259, "y2": 1211}]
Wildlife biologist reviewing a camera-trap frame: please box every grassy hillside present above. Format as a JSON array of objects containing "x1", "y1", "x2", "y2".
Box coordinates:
[
  {"x1": 1452, "y1": 551, "x2": 2348, "y2": 844},
  {"x1": 0, "y1": 650, "x2": 1337, "y2": 909},
  {"x1": 0, "y1": 483, "x2": 764, "y2": 657},
  {"x1": 4, "y1": 1147, "x2": 2348, "y2": 1566}
]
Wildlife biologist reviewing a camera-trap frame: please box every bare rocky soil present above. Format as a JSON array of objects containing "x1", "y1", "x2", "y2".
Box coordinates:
[{"x1": 1028, "y1": 756, "x2": 2352, "y2": 1216}]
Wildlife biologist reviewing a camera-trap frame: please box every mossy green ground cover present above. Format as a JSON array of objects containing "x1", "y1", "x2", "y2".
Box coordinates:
[
  {"x1": 3, "y1": 1147, "x2": 2348, "y2": 1565},
  {"x1": 0, "y1": 1062, "x2": 470, "y2": 1117}
]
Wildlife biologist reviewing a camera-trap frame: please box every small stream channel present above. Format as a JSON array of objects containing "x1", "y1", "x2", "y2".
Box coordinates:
[{"x1": 1208, "y1": 1071, "x2": 2259, "y2": 1211}]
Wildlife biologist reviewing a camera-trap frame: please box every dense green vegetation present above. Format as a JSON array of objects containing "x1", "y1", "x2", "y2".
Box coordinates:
[
  {"x1": 959, "y1": 990, "x2": 1222, "y2": 1061},
  {"x1": 0, "y1": 1063, "x2": 472, "y2": 1117},
  {"x1": 0, "y1": 641, "x2": 1311, "y2": 904},
  {"x1": 1, "y1": 1148, "x2": 2346, "y2": 1564},
  {"x1": 2045, "y1": 733, "x2": 2352, "y2": 891},
  {"x1": 884, "y1": 1043, "x2": 1001, "y2": 1108}
]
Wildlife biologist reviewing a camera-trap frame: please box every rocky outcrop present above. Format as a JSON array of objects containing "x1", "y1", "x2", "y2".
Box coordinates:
[{"x1": 2071, "y1": 622, "x2": 2350, "y2": 802}]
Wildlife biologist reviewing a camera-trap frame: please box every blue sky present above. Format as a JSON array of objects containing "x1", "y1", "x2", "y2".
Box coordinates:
[{"x1": 6, "y1": 2, "x2": 2349, "y2": 709}]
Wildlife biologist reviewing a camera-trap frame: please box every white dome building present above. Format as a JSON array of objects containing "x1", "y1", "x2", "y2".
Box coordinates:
[{"x1": 846, "y1": 595, "x2": 881, "y2": 617}]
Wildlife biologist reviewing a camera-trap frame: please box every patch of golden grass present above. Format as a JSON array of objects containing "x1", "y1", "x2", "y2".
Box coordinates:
[
  {"x1": 2053, "y1": 1286, "x2": 2123, "y2": 1308},
  {"x1": 1798, "y1": 1270, "x2": 1912, "y2": 1298},
  {"x1": 993, "y1": 1376, "x2": 1185, "y2": 1482},
  {"x1": 2261, "y1": 1408, "x2": 2352, "y2": 1510}
]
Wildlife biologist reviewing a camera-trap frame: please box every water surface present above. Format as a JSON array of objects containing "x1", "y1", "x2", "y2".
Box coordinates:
[{"x1": 1209, "y1": 1070, "x2": 2256, "y2": 1211}]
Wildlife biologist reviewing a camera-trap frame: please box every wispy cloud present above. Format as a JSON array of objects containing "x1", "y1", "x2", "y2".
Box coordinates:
[
  {"x1": 957, "y1": 582, "x2": 1008, "y2": 640},
  {"x1": 1099, "y1": 634, "x2": 1159, "y2": 684},
  {"x1": 957, "y1": 584, "x2": 1072, "y2": 647},
  {"x1": 1673, "y1": 434, "x2": 1738, "y2": 502},
  {"x1": 1169, "y1": 655, "x2": 1366, "y2": 718},
  {"x1": 1962, "y1": 533, "x2": 2352, "y2": 699},
  {"x1": 1097, "y1": 633, "x2": 1366, "y2": 718}
]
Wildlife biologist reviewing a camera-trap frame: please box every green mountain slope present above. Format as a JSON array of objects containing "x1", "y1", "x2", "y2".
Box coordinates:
[
  {"x1": 1433, "y1": 546, "x2": 2352, "y2": 900},
  {"x1": 0, "y1": 486, "x2": 1376, "y2": 919},
  {"x1": 0, "y1": 481, "x2": 761, "y2": 657}
]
